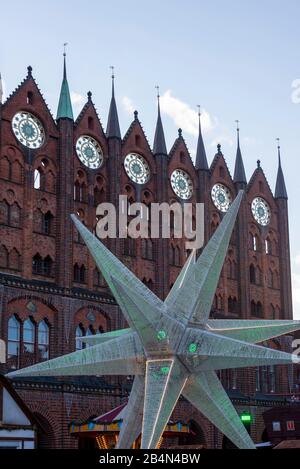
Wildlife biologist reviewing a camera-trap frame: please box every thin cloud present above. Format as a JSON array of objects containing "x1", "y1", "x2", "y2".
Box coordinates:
[
  {"x1": 160, "y1": 90, "x2": 216, "y2": 137},
  {"x1": 71, "y1": 92, "x2": 86, "y2": 116},
  {"x1": 122, "y1": 96, "x2": 135, "y2": 115}
]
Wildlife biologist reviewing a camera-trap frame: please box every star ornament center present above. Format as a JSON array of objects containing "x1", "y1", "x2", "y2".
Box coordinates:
[{"x1": 6, "y1": 190, "x2": 300, "y2": 450}]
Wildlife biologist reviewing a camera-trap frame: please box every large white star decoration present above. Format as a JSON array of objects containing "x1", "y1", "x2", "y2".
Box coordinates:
[{"x1": 7, "y1": 190, "x2": 300, "y2": 449}]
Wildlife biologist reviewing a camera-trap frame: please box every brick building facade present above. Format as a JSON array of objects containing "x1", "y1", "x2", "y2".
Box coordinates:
[{"x1": 0, "y1": 58, "x2": 295, "y2": 448}]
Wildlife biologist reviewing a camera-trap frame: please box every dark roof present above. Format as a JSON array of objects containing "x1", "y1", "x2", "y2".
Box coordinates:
[
  {"x1": 275, "y1": 149, "x2": 288, "y2": 199},
  {"x1": 233, "y1": 134, "x2": 247, "y2": 184},
  {"x1": 153, "y1": 100, "x2": 167, "y2": 155},
  {"x1": 195, "y1": 114, "x2": 208, "y2": 170},
  {"x1": 106, "y1": 78, "x2": 121, "y2": 139}
]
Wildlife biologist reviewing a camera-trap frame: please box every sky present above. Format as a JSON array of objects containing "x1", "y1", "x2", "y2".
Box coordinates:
[{"x1": 1, "y1": 0, "x2": 300, "y2": 316}]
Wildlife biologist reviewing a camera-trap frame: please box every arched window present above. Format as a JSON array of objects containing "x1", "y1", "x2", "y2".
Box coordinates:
[
  {"x1": 23, "y1": 318, "x2": 35, "y2": 354},
  {"x1": 74, "y1": 264, "x2": 80, "y2": 282},
  {"x1": 265, "y1": 239, "x2": 272, "y2": 255},
  {"x1": 0, "y1": 157, "x2": 11, "y2": 180},
  {"x1": 32, "y1": 254, "x2": 42, "y2": 275},
  {"x1": 27, "y1": 91, "x2": 34, "y2": 105},
  {"x1": 75, "y1": 325, "x2": 85, "y2": 351},
  {"x1": 38, "y1": 320, "x2": 49, "y2": 360},
  {"x1": 42, "y1": 211, "x2": 53, "y2": 235},
  {"x1": 269, "y1": 365, "x2": 276, "y2": 393},
  {"x1": 80, "y1": 265, "x2": 86, "y2": 283},
  {"x1": 268, "y1": 269, "x2": 274, "y2": 288},
  {"x1": 88, "y1": 117, "x2": 94, "y2": 130},
  {"x1": 257, "y1": 302, "x2": 263, "y2": 318},
  {"x1": 7, "y1": 316, "x2": 20, "y2": 369},
  {"x1": 43, "y1": 256, "x2": 53, "y2": 277},
  {"x1": 250, "y1": 264, "x2": 256, "y2": 284},
  {"x1": 251, "y1": 300, "x2": 256, "y2": 316},
  {"x1": 74, "y1": 181, "x2": 80, "y2": 201},
  {"x1": 85, "y1": 326, "x2": 95, "y2": 348},
  {"x1": 174, "y1": 246, "x2": 181, "y2": 266},
  {"x1": 228, "y1": 297, "x2": 237, "y2": 314},
  {"x1": 252, "y1": 235, "x2": 258, "y2": 252},
  {"x1": 270, "y1": 304, "x2": 276, "y2": 319},
  {"x1": 0, "y1": 200, "x2": 9, "y2": 225},
  {"x1": 34, "y1": 169, "x2": 41, "y2": 189},
  {"x1": 9, "y1": 248, "x2": 21, "y2": 271},
  {"x1": 255, "y1": 367, "x2": 261, "y2": 392},
  {"x1": 10, "y1": 202, "x2": 21, "y2": 227},
  {"x1": 0, "y1": 245, "x2": 9, "y2": 268},
  {"x1": 123, "y1": 237, "x2": 135, "y2": 256}
]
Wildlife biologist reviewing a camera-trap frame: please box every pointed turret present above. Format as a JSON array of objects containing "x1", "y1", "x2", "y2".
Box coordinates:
[
  {"x1": 195, "y1": 107, "x2": 208, "y2": 170},
  {"x1": 106, "y1": 68, "x2": 121, "y2": 139},
  {"x1": 153, "y1": 88, "x2": 167, "y2": 155},
  {"x1": 233, "y1": 121, "x2": 247, "y2": 184},
  {"x1": 56, "y1": 52, "x2": 73, "y2": 121},
  {"x1": 275, "y1": 139, "x2": 288, "y2": 199}
]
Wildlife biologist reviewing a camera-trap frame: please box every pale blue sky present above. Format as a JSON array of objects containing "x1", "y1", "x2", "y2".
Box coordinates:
[{"x1": 1, "y1": 0, "x2": 300, "y2": 315}]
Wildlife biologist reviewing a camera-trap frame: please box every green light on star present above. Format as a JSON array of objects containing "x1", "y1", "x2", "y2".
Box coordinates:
[
  {"x1": 189, "y1": 343, "x2": 198, "y2": 353},
  {"x1": 157, "y1": 330, "x2": 167, "y2": 341},
  {"x1": 160, "y1": 367, "x2": 170, "y2": 375}
]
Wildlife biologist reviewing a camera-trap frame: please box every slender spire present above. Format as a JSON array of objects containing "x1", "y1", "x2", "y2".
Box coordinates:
[
  {"x1": 106, "y1": 66, "x2": 121, "y2": 139},
  {"x1": 275, "y1": 138, "x2": 288, "y2": 199},
  {"x1": 0, "y1": 73, "x2": 3, "y2": 104},
  {"x1": 195, "y1": 105, "x2": 208, "y2": 170},
  {"x1": 233, "y1": 120, "x2": 247, "y2": 184},
  {"x1": 56, "y1": 44, "x2": 74, "y2": 121},
  {"x1": 153, "y1": 86, "x2": 167, "y2": 155}
]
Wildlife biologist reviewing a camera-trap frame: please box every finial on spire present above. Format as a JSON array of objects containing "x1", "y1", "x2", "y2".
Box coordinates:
[
  {"x1": 153, "y1": 85, "x2": 167, "y2": 155},
  {"x1": 87, "y1": 91, "x2": 92, "y2": 101},
  {"x1": 197, "y1": 105, "x2": 201, "y2": 129},
  {"x1": 217, "y1": 144, "x2": 222, "y2": 154},
  {"x1": 155, "y1": 85, "x2": 160, "y2": 99},
  {"x1": 134, "y1": 110, "x2": 139, "y2": 120},
  {"x1": 27, "y1": 66, "x2": 32, "y2": 77},
  {"x1": 276, "y1": 137, "x2": 280, "y2": 155},
  {"x1": 63, "y1": 42, "x2": 68, "y2": 57},
  {"x1": 257, "y1": 160, "x2": 261, "y2": 168},
  {"x1": 178, "y1": 128, "x2": 183, "y2": 138},
  {"x1": 110, "y1": 66, "x2": 115, "y2": 98},
  {"x1": 235, "y1": 119, "x2": 240, "y2": 142},
  {"x1": 63, "y1": 43, "x2": 68, "y2": 79}
]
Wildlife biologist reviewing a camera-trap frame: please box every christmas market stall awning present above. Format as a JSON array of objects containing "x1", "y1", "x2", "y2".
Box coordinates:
[{"x1": 69, "y1": 402, "x2": 189, "y2": 437}]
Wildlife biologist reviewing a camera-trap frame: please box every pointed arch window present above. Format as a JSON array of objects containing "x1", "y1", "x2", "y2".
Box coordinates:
[
  {"x1": 250, "y1": 264, "x2": 256, "y2": 284},
  {"x1": 7, "y1": 316, "x2": 20, "y2": 369},
  {"x1": 23, "y1": 318, "x2": 36, "y2": 366},
  {"x1": 75, "y1": 325, "x2": 85, "y2": 351},
  {"x1": 42, "y1": 211, "x2": 53, "y2": 235},
  {"x1": 38, "y1": 320, "x2": 49, "y2": 360},
  {"x1": 34, "y1": 169, "x2": 41, "y2": 189}
]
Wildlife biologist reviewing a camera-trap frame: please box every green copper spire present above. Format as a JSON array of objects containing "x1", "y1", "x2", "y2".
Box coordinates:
[{"x1": 56, "y1": 50, "x2": 73, "y2": 121}]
